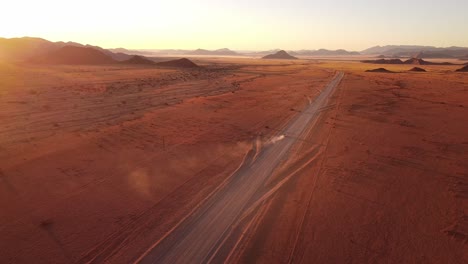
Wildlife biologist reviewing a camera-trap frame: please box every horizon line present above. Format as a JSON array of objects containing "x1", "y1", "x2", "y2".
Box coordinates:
[{"x1": 2, "y1": 36, "x2": 468, "y2": 52}]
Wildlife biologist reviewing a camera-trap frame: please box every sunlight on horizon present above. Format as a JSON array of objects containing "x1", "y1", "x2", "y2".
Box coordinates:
[{"x1": 2, "y1": 0, "x2": 467, "y2": 50}]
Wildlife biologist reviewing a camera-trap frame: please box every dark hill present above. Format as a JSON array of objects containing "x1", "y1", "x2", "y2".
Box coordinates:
[
  {"x1": 456, "y1": 65, "x2": 468, "y2": 72},
  {"x1": 156, "y1": 58, "x2": 198, "y2": 68},
  {"x1": 366, "y1": 68, "x2": 395, "y2": 73},
  {"x1": 404, "y1": 58, "x2": 454, "y2": 65},
  {"x1": 361, "y1": 59, "x2": 404, "y2": 64},
  {"x1": 30, "y1": 46, "x2": 116, "y2": 65},
  {"x1": 262, "y1": 50, "x2": 298, "y2": 60},
  {"x1": 408, "y1": 67, "x2": 426, "y2": 72}
]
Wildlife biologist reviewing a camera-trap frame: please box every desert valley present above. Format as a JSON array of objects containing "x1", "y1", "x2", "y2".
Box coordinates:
[{"x1": 0, "y1": 35, "x2": 467, "y2": 264}]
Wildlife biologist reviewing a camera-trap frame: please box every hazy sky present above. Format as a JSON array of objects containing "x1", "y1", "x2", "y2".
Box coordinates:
[{"x1": 2, "y1": 0, "x2": 467, "y2": 50}]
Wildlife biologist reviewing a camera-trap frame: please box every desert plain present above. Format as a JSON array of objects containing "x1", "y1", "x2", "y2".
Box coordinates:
[{"x1": 0, "y1": 57, "x2": 467, "y2": 264}]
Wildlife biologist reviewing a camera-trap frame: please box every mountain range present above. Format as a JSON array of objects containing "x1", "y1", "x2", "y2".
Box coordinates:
[
  {"x1": 26, "y1": 45, "x2": 199, "y2": 68},
  {"x1": 361, "y1": 58, "x2": 456, "y2": 66},
  {"x1": 0, "y1": 37, "x2": 202, "y2": 67},
  {"x1": 0, "y1": 37, "x2": 135, "y2": 62},
  {"x1": 137, "y1": 46, "x2": 467, "y2": 58},
  {"x1": 362, "y1": 45, "x2": 468, "y2": 59},
  {"x1": 2, "y1": 37, "x2": 468, "y2": 62},
  {"x1": 290, "y1": 49, "x2": 360, "y2": 56}
]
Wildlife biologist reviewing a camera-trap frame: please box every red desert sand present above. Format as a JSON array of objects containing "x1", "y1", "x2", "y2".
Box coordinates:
[{"x1": 0, "y1": 57, "x2": 467, "y2": 264}]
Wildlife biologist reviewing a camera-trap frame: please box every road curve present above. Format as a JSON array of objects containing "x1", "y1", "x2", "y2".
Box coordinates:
[{"x1": 136, "y1": 72, "x2": 344, "y2": 264}]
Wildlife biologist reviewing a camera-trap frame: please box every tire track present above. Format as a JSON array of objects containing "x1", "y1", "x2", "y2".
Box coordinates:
[{"x1": 136, "y1": 72, "x2": 344, "y2": 264}]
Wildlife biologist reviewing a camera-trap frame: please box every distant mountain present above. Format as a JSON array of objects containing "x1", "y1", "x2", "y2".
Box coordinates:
[
  {"x1": 75, "y1": 44, "x2": 132, "y2": 61},
  {"x1": 107, "y1": 52, "x2": 134, "y2": 61},
  {"x1": 362, "y1": 58, "x2": 455, "y2": 66},
  {"x1": 262, "y1": 50, "x2": 298, "y2": 60},
  {"x1": 30, "y1": 46, "x2": 117, "y2": 65},
  {"x1": 376, "y1": 55, "x2": 386, "y2": 58},
  {"x1": 188, "y1": 48, "x2": 239, "y2": 56},
  {"x1": 404, "y1": 58, "x2": 454, "y2": 65},
  {"x1": 362, "y1": 45, "x2": 468, "y2": 59},
  {"x1": 132, "y1": 49, "x2": 238, "y2": 56},
  {"x1": 362, "y1": 46, "x2": 401, "y2": 55},
  {"x1": 109, "y1": 47, "x2": 360, "y2": 57},
  {"x1": 361, "y1": 45, "x2": 436, "y2": 55},
  {"x1": 0, "y1": 37, "x2": 59, "y2": 61},
  {"x1": 249, "y1": 49, "x2": 359, "y2": 57},
  {"x1": 295, "y1": 49, "x2": 360, "y2": 56},
  {"x1": 0, "y1": 37, "x2": 136, "y2": 62},
  {"x1": 108, "y1": 48, "x2": 151, "y2": 57},
  {"x1": 244, "y1": 49, "x2": 281, "y2": 56},
  {"x1": 133, "y1": 49, "x2": 189, "y2": 56},
  {"x1": 156, "y1": 58, "x2": 198, "y2": 68},
  {"x1": 403, "y1": 58, "x2": 427, "y2": 65},
  {"x1": 215, "y1": 48, "x2": 239, "y2": 55},
  {"x1": 401, "y1": 49, "x2": 468, "y2": 59},
  {"x1": 108, "y1": 47, "x2": 134, "y2": 54},
  {"x1": 287, "y1": 50, "x2": 299, "y2": 56}
]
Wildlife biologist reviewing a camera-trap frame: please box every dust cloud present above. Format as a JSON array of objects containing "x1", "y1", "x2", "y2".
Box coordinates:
[
  {"x1": 268, "y1": 135, "x2": 285, "y2": 145},
  {"x1": 128, "y1": 168, "x2": 151, "y2": 197}
]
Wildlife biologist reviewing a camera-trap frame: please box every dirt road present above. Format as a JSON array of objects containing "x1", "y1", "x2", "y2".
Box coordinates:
[{"x1": 137, "y1": 72, "x2": 344, "y2": 263}]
